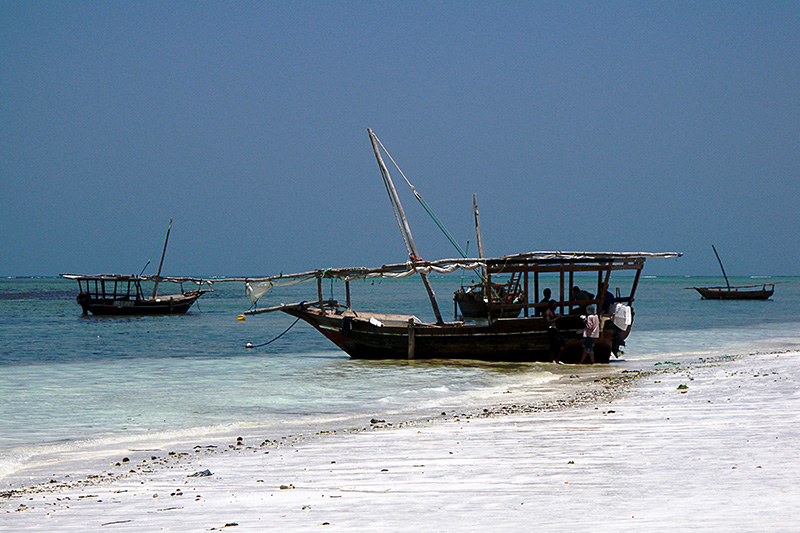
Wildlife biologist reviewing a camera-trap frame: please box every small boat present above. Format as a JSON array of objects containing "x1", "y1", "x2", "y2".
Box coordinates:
[
  {"x1": 692, "y1": 285, "x2": 774, "y2": 300},
  {"x1": 453, "y1": 194, "x2": 523, "y2": 319},
  {"x1": 453, "y1": 279, "x2": 524, "y2": 319},
  {"x1": 689, "y1": 245, "x2": 774, "y2": 300},
  {"x1": 243, "y1": 129, "x2": 681, "y2": 363},
  {"x1": 61, "y1": 220, "x2": 212, "y2": 315},
  {"x1": 61, "y1": 273, "x2": 211, "y2": 315}
]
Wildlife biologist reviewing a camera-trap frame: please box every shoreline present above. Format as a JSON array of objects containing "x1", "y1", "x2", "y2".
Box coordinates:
[
  {"x1": 0, "y1": 360, "x2": 624, "y2": 492},
  {"x1": 3, "y1": 350, "x2": 798, "y2": 530},
  {"x1": 1, "y1": 363, "x2": 636, "y2": 495}
]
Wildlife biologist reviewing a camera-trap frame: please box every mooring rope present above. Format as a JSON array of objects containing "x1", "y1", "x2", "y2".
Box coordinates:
[{"x1": 246, "y1": 317, "x2": 301, "y2": 348}]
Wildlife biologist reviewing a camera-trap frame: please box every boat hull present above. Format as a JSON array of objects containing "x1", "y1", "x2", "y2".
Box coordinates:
[
  {"x1": 77, "y1": 292, "x2": 205, "y2": 315},
  {"x1": 694, "y1": 286, "x2": 774, "y2": 300},
  {"x1": 284, "y1": 308, "x2": 614, "y2": 364}
]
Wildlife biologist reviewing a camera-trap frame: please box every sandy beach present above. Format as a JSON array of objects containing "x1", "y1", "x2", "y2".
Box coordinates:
[{"x1": 3, "y1": 351, "x2": 799, "y2": 532}]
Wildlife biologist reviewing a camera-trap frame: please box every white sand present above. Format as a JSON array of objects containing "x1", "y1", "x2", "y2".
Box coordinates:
[{"x1": 3, "y1": 352, "x2": 799, "y2": 532}]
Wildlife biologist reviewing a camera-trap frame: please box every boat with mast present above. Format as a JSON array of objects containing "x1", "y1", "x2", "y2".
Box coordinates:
[
  {"x1": 688, "y1": 245, "x2": 774, "y2": 300},
  {"x1": 244, "y1": 129, "x2": 680, "y2": 363},
  {"x1": 61, "y1": 220, "x2": 212, "y2": 315},
  {"x1": 453, "y1": 194, "x2": 524, "y2": 319}
]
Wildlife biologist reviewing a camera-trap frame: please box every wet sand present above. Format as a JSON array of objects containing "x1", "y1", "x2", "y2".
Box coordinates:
[{"x1": 3, "y1": 351, "x2": 799, "y2": 531}]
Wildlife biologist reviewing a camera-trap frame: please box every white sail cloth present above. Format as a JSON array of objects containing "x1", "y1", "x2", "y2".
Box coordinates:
[{"x1": 246, "y1": 262, "x2": 485, "y2": 305}]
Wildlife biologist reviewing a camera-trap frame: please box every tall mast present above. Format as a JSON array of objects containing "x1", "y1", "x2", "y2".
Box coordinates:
[
  {"x1": 473, "y1": 193, "x2": 488, "y2": 285},
  {"x1": 368, "y1": 129, "x2": 444, "y2": 325},
  {"x1": 473, "y1": 193, "x2": 484, "y2": 259},
  {"x1": 151, "y1": 219, "x2": 173, "y2": 298},
  {"x1": 711, "y1": 244, "x2": 730, "y2": 289}
]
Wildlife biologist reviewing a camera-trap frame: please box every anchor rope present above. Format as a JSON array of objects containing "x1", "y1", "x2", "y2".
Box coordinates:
[{"x1": 248, "y1": 317, "x2": 301, "y2": 348}]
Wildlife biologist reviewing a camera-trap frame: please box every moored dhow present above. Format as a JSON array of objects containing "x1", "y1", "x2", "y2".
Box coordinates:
[
  {"x1": 244, "y1": 251, "x2": 679, "y2": 363},
  {"x1": 62, "y1": 219, "x2": 211, "y2": 315},
  {"x1": 243, "y1": 129, "x2": 680, "y2": 363},
  {"x1": 62, "y1": 273, "x2": 211, "y2": 315}
]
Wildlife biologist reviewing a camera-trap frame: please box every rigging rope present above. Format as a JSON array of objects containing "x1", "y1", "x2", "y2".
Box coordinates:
[
  {"x1": 372, "y1": 134, "x2": 499, "y2": 298},
  {"x1": 373, "y1": 135, "x2": 468, "y2": 259},
  {"x1": 139, "y1": 222, "x2": 172, "y2": 276}
]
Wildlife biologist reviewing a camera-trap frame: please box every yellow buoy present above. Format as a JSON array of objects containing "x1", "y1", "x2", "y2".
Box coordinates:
[{"x1": 237, "y1": 314, "x2": 246, "y2": 321}]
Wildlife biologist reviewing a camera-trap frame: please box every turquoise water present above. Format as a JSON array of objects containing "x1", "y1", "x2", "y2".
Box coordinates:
[{"x1": 1, "y1": 274, "x2": 799, "y2": 486}]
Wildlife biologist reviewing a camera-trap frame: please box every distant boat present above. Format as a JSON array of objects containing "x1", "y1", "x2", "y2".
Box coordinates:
[
  {"x1": 689, "y1": 245, "x2": 774, "y2": 300},
  {"x1": 453, "y1": 194, "x2": 523, "y2": 319},
  {"x1": 61, "y1": 273, "x2": 211, "y2": 315},
  {"x1": 61, "y1": 220, "x2": 212, "y2": 315},
  {"x1": 692, "y1": 284, "x2": 774, "y2": 300}
]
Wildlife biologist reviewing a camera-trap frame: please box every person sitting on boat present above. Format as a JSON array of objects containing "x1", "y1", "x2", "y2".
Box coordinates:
[
  {"x1": 570, "y1": 285, "x2": 594, "y2": 314},
  {"x1": 544, "y1": 300, "x2": 565, "y2": 363},
  {"x1": 579, "y1": 305, "x2": 600, "y2": 364},
  {"x1": 537, "y1": 288, "x2": 552, "y2": 316}
]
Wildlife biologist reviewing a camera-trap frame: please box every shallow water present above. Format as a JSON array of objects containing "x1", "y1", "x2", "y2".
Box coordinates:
[{"x1": 1, "y1": 274, "x2": 798, "y2": 486}]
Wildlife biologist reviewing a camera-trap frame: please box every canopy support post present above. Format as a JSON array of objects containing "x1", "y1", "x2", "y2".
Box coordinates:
[{"x1": 407, "y1": 318, "x2": 416, "y2": 359}]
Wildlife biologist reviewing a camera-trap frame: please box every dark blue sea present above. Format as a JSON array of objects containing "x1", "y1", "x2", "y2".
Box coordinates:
[{"x1": 2, "y1": 274, "x2": 799, "y2": 487}]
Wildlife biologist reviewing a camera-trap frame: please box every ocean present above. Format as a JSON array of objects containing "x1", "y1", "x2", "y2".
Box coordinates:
[{"x1": 1, "y1": 273, "x2": 799, "y2": 489}]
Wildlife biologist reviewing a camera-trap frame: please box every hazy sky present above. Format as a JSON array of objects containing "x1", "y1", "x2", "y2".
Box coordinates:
[{"x1": 2, "y1": 2, "x2": 798, "y2": 278}]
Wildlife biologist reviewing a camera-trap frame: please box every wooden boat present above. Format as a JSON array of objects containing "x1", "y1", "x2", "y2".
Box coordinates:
[
  {"x1": 454, "y1": 279, "x2": 524, "y2": 319},
  {"x1": 61, "y1": 220, "x2": 211, "y2": 315},
  {"x1": 689, "y1": 245, "x2": 774, "y2": 300},
  {"x1": 244, "y1": 129, "x2": 680, "y2": 363},
  {"x1": 453, "y1": 194, "x2": 523, "y2": 319},
  {"x1": 245, "y1": 251, "x2": 677, "y2": 363},
  {"x1": 61, "y1": 273, "x2": 211, "y2": 315},
  {"x1": 692, "y1": 284, "x2": 774, "y2": 300}
]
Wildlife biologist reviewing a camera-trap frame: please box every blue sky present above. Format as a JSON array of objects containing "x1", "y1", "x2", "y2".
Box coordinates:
[{"x1": 2, "y1": 2, "x2": 798, "y2": 278}]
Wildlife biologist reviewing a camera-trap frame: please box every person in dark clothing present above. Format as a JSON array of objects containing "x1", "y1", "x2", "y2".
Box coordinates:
[
  {"x1": 544, "y1": 300, "x2": 565, "y2": 363},
  {"x1": 537, "y1": 288, "x2": 552, "y2": 316},
  {"x1": 570, "y1": 285, "x2": 594, "y2": 314}
]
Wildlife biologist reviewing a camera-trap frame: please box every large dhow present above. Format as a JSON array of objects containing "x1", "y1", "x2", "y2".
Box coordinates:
[
  {"x1": 62, "y1": 220, "x2": 212, "y2": 315},
  {"x1": 244, "y1": 130, "x2": 680, "y2": 363}
]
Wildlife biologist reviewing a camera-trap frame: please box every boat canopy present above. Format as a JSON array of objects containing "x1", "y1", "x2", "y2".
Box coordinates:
[
  {"x1": 243, "y1": 251, "x2": 681, "y2": 305},
  {"x1": 60, "y1": 274, "x2": 214, "y2": 300},
  {"x1": 61, "y1": 274, "x2": 213, "y2": 285}
]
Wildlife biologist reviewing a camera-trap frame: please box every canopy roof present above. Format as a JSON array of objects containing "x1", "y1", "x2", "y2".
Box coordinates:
[
  {"x1": 60, "y1": 274, "x2": 212, "y2": 285},
  {"x1": 239, "y1": 250, "x2": 682, "y2": 305},
  {"x1": 241, "y1": 250, "x2": 681, "y2": 283}
]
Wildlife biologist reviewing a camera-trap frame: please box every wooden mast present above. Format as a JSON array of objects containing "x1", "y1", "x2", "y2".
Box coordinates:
[
  {"x1": 711, "y1": 244, "x2": 731, "y2": 289},
  {"x1": 368, "y1": 129, "x2": 444, "y2": 325},
  {"x1": 473, "y1": 193, "x2": 484, "y2": 259},
  {"x1": 151, "y1": 219, "x2": 173, "y2": 298},
  {"x1": 473, "y1": 193, "x2": 492, "y2": 310}
]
